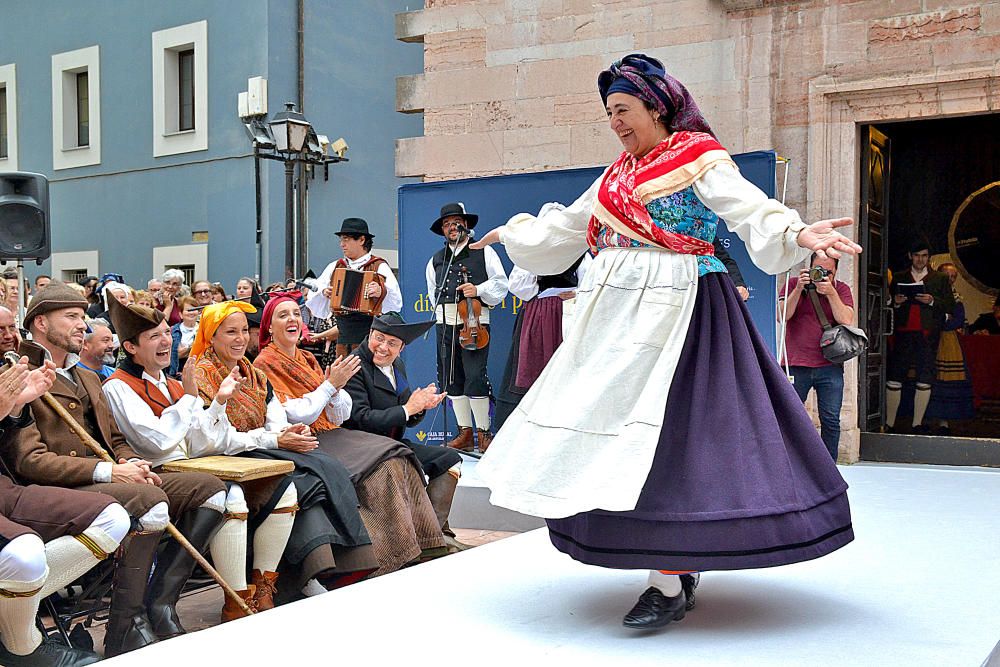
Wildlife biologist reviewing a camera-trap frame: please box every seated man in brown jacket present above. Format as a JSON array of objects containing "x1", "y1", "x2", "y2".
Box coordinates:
[
  {"x1": 4, "y1": 284, "x2": 227, "y2": 657},
  {"x1": 0, "y1": 356, "x2": 131, "y2": 667}
]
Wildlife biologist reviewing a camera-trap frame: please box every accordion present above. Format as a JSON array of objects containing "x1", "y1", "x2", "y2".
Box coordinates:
[{"x1": 329, "y1": 267, "x2": 387, "y2": 316}]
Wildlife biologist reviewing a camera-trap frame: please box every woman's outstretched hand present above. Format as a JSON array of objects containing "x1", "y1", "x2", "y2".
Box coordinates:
[
  {"x1": 796, "y1": 217, "x2": 863, "y2": 259},
  {"x1": 469, "y1": 227, "x2": 502, "y2": 250}
]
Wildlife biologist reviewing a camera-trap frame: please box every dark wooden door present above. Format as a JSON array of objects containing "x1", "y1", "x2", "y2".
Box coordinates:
[{"x1": 859, "y1": 126, "x2": 891, "y2": 431}]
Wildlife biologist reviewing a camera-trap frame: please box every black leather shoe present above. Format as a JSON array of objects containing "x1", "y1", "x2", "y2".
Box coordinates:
[
  {"x1": 622, "y1": 586, "x2": 686, "y2": 629},
  {"x1": 0, "y1": 637, "x2": 101, "y2": 666},
  {"x1": 680, "y1": 573, "x2": 700, "y2": 611}
]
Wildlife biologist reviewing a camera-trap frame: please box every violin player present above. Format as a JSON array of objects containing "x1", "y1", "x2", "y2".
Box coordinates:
[{"x1": 424, "y1": 203, "x2": 509, "y2": 453}]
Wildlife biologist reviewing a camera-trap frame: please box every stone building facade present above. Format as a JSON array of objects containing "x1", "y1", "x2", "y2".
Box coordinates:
[{"x1": 394, "y1": 0, "x2": 1000, "y2": 461}]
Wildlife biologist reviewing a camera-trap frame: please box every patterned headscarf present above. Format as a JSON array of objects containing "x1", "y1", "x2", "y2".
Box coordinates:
[
  {"x1": 190, "y1": 300, "x2": 257, "y2": 357},
  {"x1": 598, "y1": 53, "x2": 714, "y2": 136}
]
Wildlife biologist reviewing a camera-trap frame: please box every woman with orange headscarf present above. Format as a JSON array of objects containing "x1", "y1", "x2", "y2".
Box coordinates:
[
  {"x1": 193, "y1": 301, "x2": 377, "y2": 602},
  {"x1": 254, "y1": 294, "x2": 446, "y2": 573}
]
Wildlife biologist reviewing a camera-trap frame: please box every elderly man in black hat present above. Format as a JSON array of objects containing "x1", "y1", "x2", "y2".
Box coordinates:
[
  {"x1": 424, "y1": 202, "x2": 509, "y2": 453},
  {"x1": 342, "y1": 313, "x2": 468, "y2": 550},
  {"x1": 306, "y1": 218, "x2": 402, "y2": 358}
]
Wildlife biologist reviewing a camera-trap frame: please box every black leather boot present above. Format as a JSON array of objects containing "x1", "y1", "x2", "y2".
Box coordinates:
[
  {"x1": 104, "y1": 531, "x2": 161, "y2": 657},
  {"x1": 146, "y1": 507, "x2": 224, "y2": 639}
]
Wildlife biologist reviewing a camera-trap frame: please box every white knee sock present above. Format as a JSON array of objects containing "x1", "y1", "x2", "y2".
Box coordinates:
[
  {"x1": 913, "y1": 384, "x2": 931, "y2": 427},
  {"x1": 647, "y1": 570, "x2": 681, "y2": 596},
  {"x1": 210, "y1": 484, "x2": 250, "y2": 590},
  {"x1": 137, "y1": 501, "x2": 170, "y2": 532},
  {"x1": 252, "y1": 484, "x2": 297, "y2": 573},
  {"x1": 0, "y1": 535, "x2": 47, "y2": 655},
  {"x1": 450, "y1": 395, "x2": 473, "y2": 428},
  {"x1": 38, "y1": 504, "x2": 128, "y2": 598},
  {"x1": 469, "y1": 396, "x2": 491, "y2": 431},
  {"x1": 885, "y1": 382, "x2": 902, "y2": 427}
]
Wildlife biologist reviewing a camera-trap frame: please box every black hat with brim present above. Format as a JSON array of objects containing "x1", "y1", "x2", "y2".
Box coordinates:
[
  {"x1": 335, "y1": 218, "x2": 374, "y2": 238},
  {"x1": 430, "y1": 202, "x2": 478, "y2": 236},
  {"x1": 371, "y1": 312, "x2": 434, "y2": 345}
]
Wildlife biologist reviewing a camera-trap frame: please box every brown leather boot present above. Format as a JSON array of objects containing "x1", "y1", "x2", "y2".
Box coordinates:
[
  {"x1": 476, "y1": 430, "x2": 493, "y2": 453},
  {"x1": 251, "y1": 570, "x2": 279, "y2": 611},
  {"x1": 221, "y1": 585, "x2": 257, "y2": 623},
  {"x1": 446, "y1": 427, "x2": 474, "y2": 451}
]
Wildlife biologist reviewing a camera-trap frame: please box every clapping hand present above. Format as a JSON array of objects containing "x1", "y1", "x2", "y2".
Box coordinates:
[
  {"x1": 404, "y1": 383, "x2": 447, "y2": 415},
  {"x1": 215, "y1": 366, "x2": 247, "y2": 405},
  {"x1": 796, "y1": 218, "x2": 862, "y2": 259},
  {"x1": 326, "y1": 354, "x2": 361, "y2": 390},
  {"x1": 181, "y1": 355, "x2": 199, "y2": 397},
  {"x1": 277, "y1": 423, "x2": 319, "y2": 452},
  {"x1": 0, "y1": 360, "x2": 31, "y2": 420}
]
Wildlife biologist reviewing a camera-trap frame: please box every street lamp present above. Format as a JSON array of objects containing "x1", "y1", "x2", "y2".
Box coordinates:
[
  {"x1": 269, "y1": 102, "x2": 311, "y2": 280},
  {"x1": 269, "y1": 102, "x2": 311, "y2": 155},
  {"x1": 241, "y1": 89, "x2": 348, "y2": 283}
]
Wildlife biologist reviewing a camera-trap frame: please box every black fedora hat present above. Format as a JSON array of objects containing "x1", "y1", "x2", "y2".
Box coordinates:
[
  {"x1": 371, "y1": 312, "x2": 435, "y2": 345},
  {"x1": 430, "y1": 202, "x2": 478, "y2": 236},
  {"x1": 335, "y1": 217, "x2": 374, "y2": 238}
]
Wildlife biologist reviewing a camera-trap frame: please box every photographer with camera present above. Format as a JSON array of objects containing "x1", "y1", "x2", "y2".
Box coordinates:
[{"x1": 778, "y1": 253, "x2": 855, "y2": 461}]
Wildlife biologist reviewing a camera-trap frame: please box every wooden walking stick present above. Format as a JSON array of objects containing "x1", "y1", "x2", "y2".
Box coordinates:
[{"x1": 3, "y1": 351, "x2": 255, "y2": 616}]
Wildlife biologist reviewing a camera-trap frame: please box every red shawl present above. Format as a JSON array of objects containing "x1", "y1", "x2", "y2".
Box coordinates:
[
  {"x1": 254, "y1": 343, "x2": 338, "y2": 433},
  {"x1": 587, "y1": 131, "x2": 735, "y2": 253}
]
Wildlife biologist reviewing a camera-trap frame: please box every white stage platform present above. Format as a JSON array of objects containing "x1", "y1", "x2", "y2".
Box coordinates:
[{"x1": 108, "y1": 464, "x2": 1000, "y2": 666}]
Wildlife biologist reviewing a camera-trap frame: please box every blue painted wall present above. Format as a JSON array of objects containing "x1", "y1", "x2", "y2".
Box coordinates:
[{"x1": 0, "y1": 1, "x2": 421, "y2": 292}]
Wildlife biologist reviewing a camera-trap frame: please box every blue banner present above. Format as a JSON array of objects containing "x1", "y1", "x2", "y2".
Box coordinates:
[{"x1": 397, "y1": 152, "x2": 778, "y2": 445}]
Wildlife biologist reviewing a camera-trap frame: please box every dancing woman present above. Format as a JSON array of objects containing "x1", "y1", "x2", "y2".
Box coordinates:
[{"x1": 473, "y1": 54, "x2": 861, "y2": 629}]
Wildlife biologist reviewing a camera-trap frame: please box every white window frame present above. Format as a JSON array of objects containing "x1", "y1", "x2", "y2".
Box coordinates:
[
  {"x1": 50, "y1": 250, "x2": 100, "y2": 282},
  {"x1": 0, "y1": 63, "x2": 18, "y2": 171},
  {"x1": 51, "y1": 45, "x2": 100, "y2": 170},
  {"x1": 152, "y1": 20, "x2": 208, "y2": 157},
  {"x1": 152, "y1": 244, "x2": 208, "y2": 283}
]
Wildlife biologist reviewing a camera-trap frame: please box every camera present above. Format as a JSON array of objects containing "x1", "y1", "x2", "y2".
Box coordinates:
[
  {"x1": 808, "y1": 266, "x2": 832, "y2": 282},
  {"x1": 803, "y1": 266, "x2": 831, "y2": 290}
]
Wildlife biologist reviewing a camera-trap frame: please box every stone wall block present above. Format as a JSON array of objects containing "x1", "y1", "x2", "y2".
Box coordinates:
[
  {"x1": 396, "y1": 3, "x2": 506, "y2": 42},
  {"x1": 485, "y1": 22, "x2": 540, "y2": 52},
  {"x1": 396, "y1": 132, "x2": 504, "y2": 179},
  {"x1": 569, "y1": 7, "x2": 655, "y2": 41},
  {"x1": 982, "y1": 3, "x2": 1000, "y2": 33},
  {"x1": 553, "y1": 94, "x2": 608, "y2": 126},
  {"x1": 425, "y1": 29, "x2": 487, "y2": 72},
  {"x1": 424, "y1": 106, "x2": 471, "y2": 135},
  {"x1": 652, "y1": 0, "x2": 723, "y2": 32},
  {"x1": 834, "y1": 0, "x2": 923, "y2": 23},
  {"x1": 396, "y1": 74, "x2": 426, "y2": 113},
  {"x1": 501, "y1": 126, "x2": 572, "y2": 171},
  {"x1": 868, "y1": 6, "x2": 981, "y2": 43},
  {"x1": 489, "y1": 35, "x2": 634, "y2": 67},
  {"x1": 470, "y1": 98, "x2": 557, "y2": 131},
  {"x1": 823, "y1": 20, "x2": 868, "y2": 67},
  {"x1": 422, "y1": 65, "x2": 518, "y2": 108},
  {"x1": 510, "y1": 0, "x2": 564, "y2": 21},
  {"x1": 931, "y1": 33, "x2": 1000, "y2": 68},
  {"x1": 515, "y1": 55, "x2": 606, "y2": 98}
]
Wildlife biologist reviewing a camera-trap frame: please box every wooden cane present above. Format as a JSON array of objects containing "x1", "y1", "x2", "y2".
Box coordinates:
[{"x1": 4, "y1": 353, "x2": 254, "y2": 615}]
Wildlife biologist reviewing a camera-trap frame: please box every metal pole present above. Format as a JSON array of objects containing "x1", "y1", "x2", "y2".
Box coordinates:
[
  {"x1": 254, "y1": 147, "x2": 263, "y2": 285},
  {"x1": 284, "y1": 160, "x2": 295, "y2": 281}
]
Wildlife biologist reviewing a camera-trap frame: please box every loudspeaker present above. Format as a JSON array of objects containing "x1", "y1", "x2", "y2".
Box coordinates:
[{"x1": 0, "y1": 172, "x2": 50, "y2": 263}]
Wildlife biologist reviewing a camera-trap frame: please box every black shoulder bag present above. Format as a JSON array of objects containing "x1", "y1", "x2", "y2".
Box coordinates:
[{"x1": 807, "y1": 289, "x2": 868, "y2": 364}]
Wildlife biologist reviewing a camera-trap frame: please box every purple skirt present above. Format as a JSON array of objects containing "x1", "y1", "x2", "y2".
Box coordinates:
[
  {"x1": 546, "y1": 272, "x2": 854, "y2": 571},
  {"x1": 514, "y1": 296, "x2": 564, "y2": 390}
]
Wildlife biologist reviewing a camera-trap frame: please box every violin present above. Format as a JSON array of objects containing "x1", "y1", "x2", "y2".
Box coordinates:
[{"x1": 455, "y1": 265, "x2": 489, "y2": 351}]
